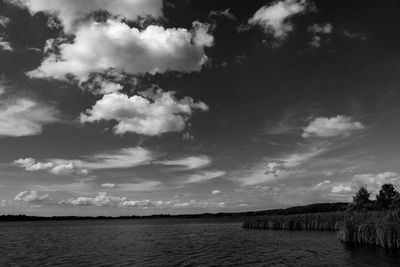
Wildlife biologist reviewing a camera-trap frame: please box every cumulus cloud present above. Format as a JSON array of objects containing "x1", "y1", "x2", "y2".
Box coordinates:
[
  {"x1": 352, "y1": 172, "x2": 400, "y2": 191},
  {"x1": 158, "y1": 155, "x2": 211, "y2": 170},
  {"x1": 119, "y1": 199, "x2": 155, "y2": 208},
  {"x1": 302, "y1": 115, "x2": 364, "y2": 138},
  {"x1": 80, "y1": 88, "x2": 208, "y2": 136},
  {"x1": 28, "y1": 20, "x2": 214, "y2": 82},
  {"x1": 311, "y1": 171, "x2": 400, "y2": 198},
  {"x1": 248, "y1": 0, "x2": 310, "y2": 39},
  {"x1": 308, "y1": 23, "x2": 332, "y2": 47},
  {"x1": 11, "y1": 0, "x2": 163, "y2": 33},
  {"x1": 61, "y1": 192, "x2": 225, "y2": 208},
  {"x1": 0, "y1": 88, "x2": 58, "y2": 137},
  {"x1": 13, "y1": 157, "x2": 87, "y2": 175},
  {"x1": 13, "y1": 147, "x2": 151, "y2": 175},
  {"x1": 308, "y1": 23, "x2": 332, "y2": 34},
  {"x1": 0, "y1": 37, "x2": 12, "y2": 51},
  {"x1": 62, "y1": 192, "x2": 127, "y2": 207},
  {"x1": 14, "y1": 190, "x2": 50, "y2": 203}
]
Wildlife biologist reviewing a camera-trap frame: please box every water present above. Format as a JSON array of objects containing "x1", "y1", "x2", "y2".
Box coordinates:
[{"x1": 1, "y1": 219, "x2": 399, "y2": 266}]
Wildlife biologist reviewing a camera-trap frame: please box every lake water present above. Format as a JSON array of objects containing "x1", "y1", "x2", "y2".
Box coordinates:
[{"x1": 1, "y1": 218, "x2": 399, "y2": 266}]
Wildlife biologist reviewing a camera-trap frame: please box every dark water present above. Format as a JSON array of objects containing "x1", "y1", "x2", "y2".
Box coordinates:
[{"x1": 1, "y1": 219, "x2": 399, "y2": 266}]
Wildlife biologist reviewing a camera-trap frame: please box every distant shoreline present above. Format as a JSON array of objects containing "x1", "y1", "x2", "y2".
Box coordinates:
[{"x1": 0, "y1": 202, "x2": 348, "y2": 221}]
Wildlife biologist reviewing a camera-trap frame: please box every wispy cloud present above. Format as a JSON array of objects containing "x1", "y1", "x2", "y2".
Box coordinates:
[
  {"x1": 181, "y1": 170, "x2": 226, "y2": 184},
  {"x1": 13, "y1": 147, "x2": 152, "y2": 175},
  {"x1": 14, "y1": 190, "x2": 50, "y2": 204},
  {"x1": 0, "y1": 83, "x2": 58, "y2": 137},
  {"x1": 209, "y1": 8, "x2": 236, "y2": 20},
  {"x1": 248, "y1": 0, "x2": 312, "y2": 41},
  {"x1": 157, "y1": 155, "x2": 211, "y2": 171},
  {"x1": 302, "y1": 115, "x2": 364, "y2": 138},
  {"x1": 237, "y1": 114, "x2": 367, "y2": 186}
]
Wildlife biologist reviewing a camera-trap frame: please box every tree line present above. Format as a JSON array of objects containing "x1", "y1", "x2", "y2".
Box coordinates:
[{"x1": 351, "y1": 183, "x2": 400, "y2": 211}]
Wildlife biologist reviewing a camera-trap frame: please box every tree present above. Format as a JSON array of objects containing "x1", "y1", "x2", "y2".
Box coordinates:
[
  {"x1": 376, "y1": 184, "x2": 400, "y2": 210},
  {"x1": 351, "y1": 186, "x2": 372, "y2": 211}
]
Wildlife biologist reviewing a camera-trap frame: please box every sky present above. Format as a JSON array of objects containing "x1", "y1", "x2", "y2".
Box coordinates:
[{"x1": 1, "y1": 0, "x2": 400, "y2": 216}]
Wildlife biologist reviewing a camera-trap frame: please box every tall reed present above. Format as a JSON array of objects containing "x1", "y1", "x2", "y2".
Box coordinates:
[
  {"x1": 242, "y1": 212, "x2": 345, "y2": 231},
  {"x1": 243, "y1": 210, "x2": 400, "y2": 249},
  {"x1": 337, "y1": 210, "x2": 400, "y2": 248}
]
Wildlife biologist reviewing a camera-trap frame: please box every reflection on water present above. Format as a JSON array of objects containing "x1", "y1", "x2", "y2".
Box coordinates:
[{"x1": 0, "y1": 219, "x2": 399, "y2": 266}]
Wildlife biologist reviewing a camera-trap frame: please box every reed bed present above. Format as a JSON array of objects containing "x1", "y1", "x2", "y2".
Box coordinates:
[
  {"x1": 337, "y1": 210, "x2": 400, "y2": 249},
  {"x1": 243, "y1": 210, "x2": 400, "y2": 249},
  {"x1": 242, "y1": 212, "x2": 345, "y2": 231}
]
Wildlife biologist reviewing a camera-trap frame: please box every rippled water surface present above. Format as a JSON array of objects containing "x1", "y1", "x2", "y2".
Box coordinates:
[{"x1": 1, "y1": 219, "x2": 400, "y2": 266}]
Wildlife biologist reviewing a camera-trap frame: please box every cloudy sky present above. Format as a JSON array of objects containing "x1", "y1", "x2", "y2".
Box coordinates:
[{"x1": 1, "y1": 0, "x2": 400, "y2": 216}]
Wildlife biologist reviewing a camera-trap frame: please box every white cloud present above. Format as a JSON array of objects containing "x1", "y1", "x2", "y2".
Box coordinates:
[
  {"x1": 12, "y1": 0, "x2": 163, "y2": 33},
  {"x1": 308, "y1": 23, "x2": 332, "y2": 47},
  {"x1": 209, "y1": 8, "x2": 236, "y2": 20},
  {"x1": 80, "y1": 88, "x2": 208, "y2": 136},
  {"x1": 309, "y1": 35, "x2": 322, "y2": 48},
  {"x1": 236, "y1": 145, "x2": 327, "y2": 186},
  {"x1": 14, "y1": 190, "x2": 50, "y2": 203},
  {"x1": 182, "y1": 170, "x2": 226, "y2": 184},
  {"x1": 13, "y1": 147, "x2": 151, "y2": 175},
  {"x1": 308, "y1": 23, "x2": 332, "y2": 34},
  {"x1": 113, "y1": 181, "x2": 161, "y2": 192},
  {"x1": 352, "y1": 172, "x2": 400, "y2": 191},
  {"x1": 212, "y1": 190, "x2": 222, "y2": 195},
  {"x1": 264, "y1": 147, "x2": 325, "y2": 177},
  {"x1": 62, "y1": 192, "x2": 226, "y2": 209},
  {"x1": 80, "y1": 147, "x2": 152, "y2": 170},
  {"x1": 0, "y1": 89, "x2": 58, "y2": 137},
  {"x1": 331, "y1": 185, "x2": 352, "y2": 194},
  {"x1": 120, "y1": 199, "x2": 154, "y2": 208},
  {"x1": 0, "y1": 16, "x2": 10, "y2": 28},
  {"x1": 343, "y1": 30, "x2": 369, "y2": 41},
  {"x1": 63, "y1": 192, "x2": 127, "y2": 207},
  {"x1": 101, "y1": 183, "x2": 116, "y2": 188},
  {"x1": 310, "y1": 171, "x2": 400, "y2": 198},
  {"x1": 312, "y1": 180, "x2": 331, "y2": 189},
  {"x1": 158, "y1": 155, "x2": 211, "y2": 170},
  {"x1": 171, "y1": 199, "x2": 225, "y2": 208},
  {"x1": 302, "y1": 115, "x2": 364, "y2": 138},
  {"x1": 13, "y1": 157, "x2": 86, "y2": 175},
  {"x1": 248, "y1": 0, "x2": 310, "y2": 39},
  {"x1": 28, "y1": 20, "x2": 214, "y2": 82}
]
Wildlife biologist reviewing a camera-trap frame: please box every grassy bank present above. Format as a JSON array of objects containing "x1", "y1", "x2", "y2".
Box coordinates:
[{"x1": 243, "y1": 210, "x2": 400, "y2": 249}]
